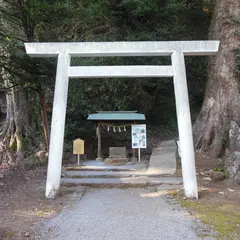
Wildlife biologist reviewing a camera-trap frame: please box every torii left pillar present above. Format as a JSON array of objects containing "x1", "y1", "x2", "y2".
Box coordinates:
[{"x1": 45, "y1": 53, "x2": 70, "y2": 198}]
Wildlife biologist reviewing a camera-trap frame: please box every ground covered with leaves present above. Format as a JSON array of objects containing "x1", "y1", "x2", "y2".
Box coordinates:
[{"x1": 0, "y1": 167, "x2": 78, "y2": 240}]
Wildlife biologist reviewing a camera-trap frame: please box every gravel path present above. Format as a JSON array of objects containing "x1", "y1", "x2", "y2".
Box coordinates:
[{"x1": 38, "y1": 188, "x2": 213, "y2": 240}]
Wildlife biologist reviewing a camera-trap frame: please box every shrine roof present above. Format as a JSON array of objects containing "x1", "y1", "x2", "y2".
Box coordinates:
[{"x1": 87, "y1": 111, "x2": 145, "y2": 121}]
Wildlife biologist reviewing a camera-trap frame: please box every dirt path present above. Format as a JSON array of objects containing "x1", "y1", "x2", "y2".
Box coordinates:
[{"x1": 0, "y1": 167, "x2": 82, "y2": 240}]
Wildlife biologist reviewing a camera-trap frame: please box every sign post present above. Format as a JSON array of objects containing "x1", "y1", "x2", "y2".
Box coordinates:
[
  {"x1": 131, "y1": 124, "x2": 147, "y2": 163},
  {"x1": 73, "y1": 138, "x2": 85, "y2": 165},
  {"x1": 138, "y1": 148, "x2": 141, "y2": 163}
]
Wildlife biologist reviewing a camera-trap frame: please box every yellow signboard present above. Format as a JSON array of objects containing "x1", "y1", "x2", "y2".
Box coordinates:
[{"x1": 73, "y1": 138, "x2": 85, "y2": 155}]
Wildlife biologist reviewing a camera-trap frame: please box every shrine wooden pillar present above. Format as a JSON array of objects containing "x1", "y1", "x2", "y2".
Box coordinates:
[{"x1": 96, "y1": 122, "x2": 103, "y2": 161}]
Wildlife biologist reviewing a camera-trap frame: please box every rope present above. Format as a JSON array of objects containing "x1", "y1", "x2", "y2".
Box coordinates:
[{"x1": 101, "y1": 123, "x2": 133, "y2": 128}]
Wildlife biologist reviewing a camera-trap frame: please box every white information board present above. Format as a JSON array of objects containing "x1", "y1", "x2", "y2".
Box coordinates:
[{"x1": 131, "y1": 124, "x2": 147, "y2": 149}]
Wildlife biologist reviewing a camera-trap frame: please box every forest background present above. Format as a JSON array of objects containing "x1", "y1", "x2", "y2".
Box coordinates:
[{"x1": 0, "y1": 0, "x2": 239, "y2": 163}]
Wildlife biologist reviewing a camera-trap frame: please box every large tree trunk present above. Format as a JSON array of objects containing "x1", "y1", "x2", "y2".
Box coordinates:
[
  {"x1": 39, "y1": 90, "x2": 50, "y2": 152},
  {"x1": 0, "y1": 77, "x2": 29, "y2": 164},
  {"x1": 193, "y1": 0, "x2": 240, "y2": 157}
]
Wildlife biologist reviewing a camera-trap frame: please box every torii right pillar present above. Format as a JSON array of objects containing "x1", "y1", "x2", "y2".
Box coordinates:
[{"x1": 172, "y1": 51, "x2": 198, "y2": 199}]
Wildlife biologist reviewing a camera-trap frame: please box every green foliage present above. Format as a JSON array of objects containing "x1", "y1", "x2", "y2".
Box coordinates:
[
  {"x1": 166, "y1": 113, "x2": 178, "y2": 131},
  {"x1": 0, "y1": 0, "x2": 213, "y2": 147},
  {"x1": 213, "y1": 168, "x2": 229, "y2": 178}
]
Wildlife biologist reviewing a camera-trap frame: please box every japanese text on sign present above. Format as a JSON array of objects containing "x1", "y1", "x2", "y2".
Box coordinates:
[{"x1": 131, "y1": 124, "x2": 147, "y2": 149}]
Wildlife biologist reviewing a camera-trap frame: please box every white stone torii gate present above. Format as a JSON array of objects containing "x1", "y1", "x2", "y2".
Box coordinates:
[{"x1": 25, "y1": 41, "x2": 220, "y2": 199}]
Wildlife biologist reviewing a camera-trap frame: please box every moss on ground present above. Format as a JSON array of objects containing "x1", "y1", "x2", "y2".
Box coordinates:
[
  {"x1": 174, "y1": 193, "x2": 240, "y2": 239},
  {"x1": 4, "y1": 231, "x2": 15, "y2": 240}
]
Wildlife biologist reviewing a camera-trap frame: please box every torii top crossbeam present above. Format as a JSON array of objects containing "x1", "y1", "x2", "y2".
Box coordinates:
[
  {"x1": 25, "y1": 41, "x2": 219, "y2": 57},
  {"x1": 25, "y1": 41, "x2": 219, "y2": 79}
]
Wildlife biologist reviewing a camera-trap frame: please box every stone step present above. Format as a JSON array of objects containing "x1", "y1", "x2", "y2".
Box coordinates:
[
  {"x1": 64, "y1": 161, "x2": 148, "y2": 172},
  {"x1": 62, "y1": 170, "x2": 172, "y2": 179},
  {"x1": 61, "y1": 176, "x2": 183, "y2": 188},
  {"x1": 64, "y1": 167, "x2": 132, "y2": 172}
]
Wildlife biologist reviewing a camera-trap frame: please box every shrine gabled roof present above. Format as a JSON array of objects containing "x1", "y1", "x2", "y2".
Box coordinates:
[{"x1": 87, "y1": 111, "x2": 145, "y2": 121}]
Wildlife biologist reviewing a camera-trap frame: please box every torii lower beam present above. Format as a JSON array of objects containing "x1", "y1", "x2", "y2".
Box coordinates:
[
  {"x1": 25, "y1": 41, "x2": 220, "y2": 199},
  {"x1": 68, "y1": 66, "x2": 174, "y2": 78}
]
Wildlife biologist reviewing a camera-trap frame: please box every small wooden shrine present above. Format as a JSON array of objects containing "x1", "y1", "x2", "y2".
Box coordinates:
[{"x1": 87, "y1": 111, "x2": 145, "y2": 164}]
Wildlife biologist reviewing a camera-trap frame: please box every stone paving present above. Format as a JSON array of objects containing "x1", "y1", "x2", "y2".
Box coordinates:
[
  {"x1": 147, "y1": 140, "x2": 177, "y2": 175},
  {"x1": 38, "y1": 188, "x2": 216, "y2": 240}
]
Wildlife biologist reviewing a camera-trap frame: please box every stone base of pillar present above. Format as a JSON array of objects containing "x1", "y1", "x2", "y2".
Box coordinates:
[
  {"x1": 131, "y1": 157, "x2": 137, "y2": 162},
  {"x1": 104, "y1": 157, "x2": 128, "y2": 166},
  {"x1": 96, "y1": 157, "x2": 104, "y2": 162}
]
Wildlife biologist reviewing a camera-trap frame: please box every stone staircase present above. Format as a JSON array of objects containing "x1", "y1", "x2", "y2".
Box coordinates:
[{"x1": 61, "y1": 159, "x2": 182, "y2": 188}]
